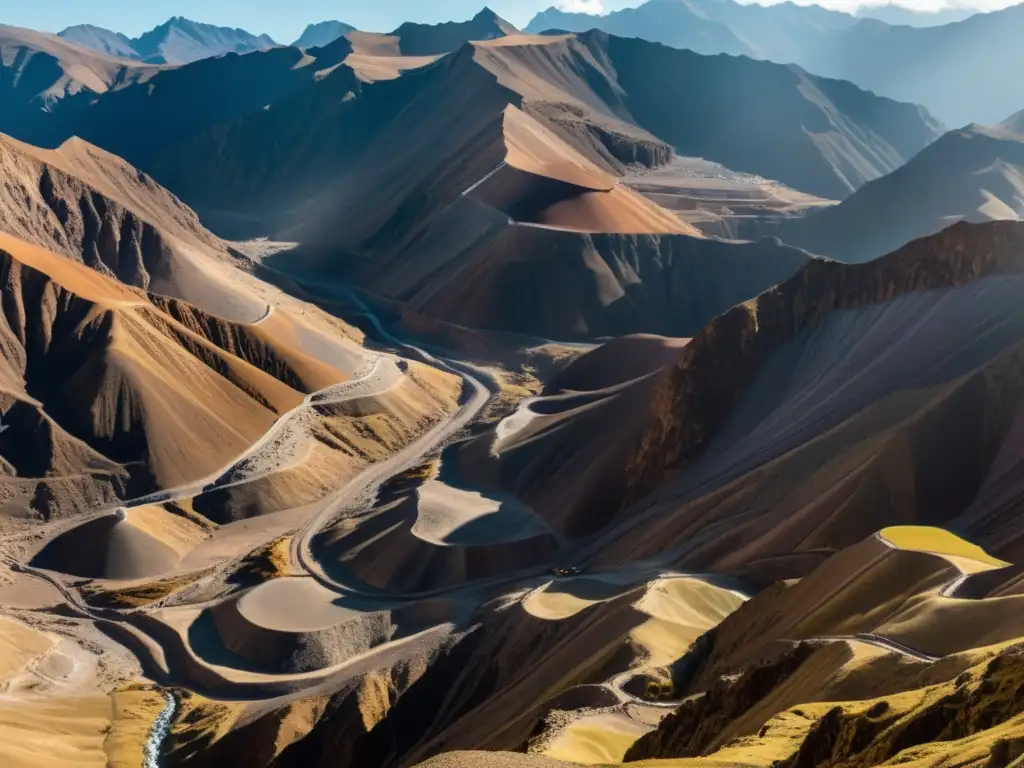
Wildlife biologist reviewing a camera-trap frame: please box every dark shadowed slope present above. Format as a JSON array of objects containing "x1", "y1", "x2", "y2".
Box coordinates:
[
  {"x1": 292, "y1": 21, "x2": 356, "y2": 49},
  {"x1": 280, "y1": 222, "x2": 1024, "y2": 768},
  {"x1": 391, "y1": 7, "x2": 518, "y2": 55},
  {"x1": 0, "y1": 25, "x2": 161, "y2": 142},
  {"x1": 774, "y1": 124, "x2": 1024, "y2": 263},
  {"x1": 528, "y1": 0, "x2": 1024, "y2": 127},
  {"x1": 260, "y1": 30, "x2": 937, "y2": 247},
  {"x1": 260, "y1": 34, "x2": 824, "y2": 340},
  {"x1": 598, "y1": 33, "x2": 941, "y2": 200}
]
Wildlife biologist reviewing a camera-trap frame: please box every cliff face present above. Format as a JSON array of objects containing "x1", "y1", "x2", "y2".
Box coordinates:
[
  {"x1": 0, "y1": 134, "x2": 225, "y2": 292},
  {"x1": 622, "y1": 220, "x2": 1024, "y2": 509},
  {"x1": 623, "y1": 642, "x2": 1024, "y2": 766},
  {"x1": 624, "y1": 642, "x2": 819, "y2": 760}
]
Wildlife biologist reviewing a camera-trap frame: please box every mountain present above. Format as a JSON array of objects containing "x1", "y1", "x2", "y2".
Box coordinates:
[
  {"x1": 12, "y1": 41, "x2": 359, "y2": 188},
  {"x1": 0, "y1": 130, "x2": 462, "y2": 523},
  {"x1": 525, "y1": 2, "x2": 755, "y2": 57},
  {"x1": 854, "y1": 2, "x2": 976, "y2": 26},
  {"x1": 207, "y1": 219, "x2": 1024, "y2": 768},
  {"x1": 526, "y1": 0, "x2": 859, "y2": 62},
  {"x1": 1003, "y1": 105, "x2": 1024, "y2": 134},
  {"x1": 526, "y1": 0, "x2": 1024, "y2": 127},
  {"x1": 292, "y1": 20, "x2": 356, "y2": 49},
  {"x1": 389, "y1": 7, "x2": 518, "y2": 54},
  {"x1": 219, "y1": 31, "x2": 934, "y2": 339},
  {"x1": 806, "y1": 7, "x2": 1024, "y2": 127},
  {"x1": 6, "y1": 9, "x2": 1024, "y2": 768},
  {"x1": 0, "y1": 24, "x2": 162, "y2": 147},
  {"x1": 135, "y1": 29, "x2": 937, "y2": 243},
  {"x1": 774, "y1": 124, "x2": 1024, "y2": 262},
  {"x1": 29, "y1": 28, "x2": 930, "y2": 339},
  {"x1": 57, "y1": 23, "x2": 138, "y2": 58},
  {"x1": 59, "y1": 16, "x2": 277, "y2": 65}
]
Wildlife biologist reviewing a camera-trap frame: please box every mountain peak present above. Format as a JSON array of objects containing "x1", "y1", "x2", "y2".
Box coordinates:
[{"x1": 292, "y1": 20, "x2": 355, "y2": 49}]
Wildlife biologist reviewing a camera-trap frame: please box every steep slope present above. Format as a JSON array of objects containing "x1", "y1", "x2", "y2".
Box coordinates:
[
  {"x1": 0, "y1": 132, "x2": 265, "y2": 322},
  {"x1": 292, "y1": 21, "x2": 356, "y2": 49},
  {"x1": 391, "y1": 8, "x2": 518, "y2": 55},
  {"x1": 1003, "y1": 107, "x2": 1024, "y2": 135},
  {"x1": 416, "y1": 530, "x2": 1024, "y2": 768},
  {"x1": 7, "y1": 27, "x2": 938, "y2": 231},
  {"x1": 573, "y1": 221, "x2": 1024, "y2": 579},
  {"x1": 0, "y1": 228, "x2": 459, "y2": 524},
  {"x1": 530, "y1": 0, "x2": 1024, "y2": 127},
  {"x1": 58, "y1": 41, "x2": 355, "y2": 177},
  {"x1": 804, "y1": 9, "x2": 1024, "y2": 126},
  {"x1": 263, "y1": 36, "x2": 819, "y2": 340},
  {"x1": 62, "y1": 17, "x2": 277, "y2": 65},
  {"x1": 57, "y1": 24, "x2": 139, "y2": 58},
  {"x1": 0, "y1": 25, "x2": 160, "y2": 144},
  {"x1": 774, "y1": 124, "x2": 1024, "y2": 263},
  {"x1": 0, "y1": 231, "x2": 291, "y2": 513},
  {"x1": 598, "y1": 32, "x2": 941, "y2": 200},
  {"x1": 854, "y1": 3, "x2": 975, "y2": 26},
  {"x1": 527, "y1": 1, "x2": 761, "y2": 58}
]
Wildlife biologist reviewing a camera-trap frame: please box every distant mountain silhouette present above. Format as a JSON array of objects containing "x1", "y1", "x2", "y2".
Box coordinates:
[
  {"x1": 59, "y1": 16, "x2": 276, "y2": 65},
  {"x1": 0, "y1": 24, "x2": 161, "y2": 143},
  {"x1": 526, "y1": 0, "x2": 1024, "y2": 126},
  {"x1": 526, "y1": 0, "x2": 857, "y2": 61},
  {"x1": 292, "y1": 21, "x2": 356, "y2": 49},
  {"x1": 58, "y1": 24, "x2": 138, "y2": 58},
  {"x1": 1003, "y1": 107, "x2": 1024, "y2": 135},
  {"x1": 774, "y1": 124, "x2": 1024, "y2": 262},
  {"x1": 119, "y1": 29, "x2": 941, "y2": 238},
  {"x1": 390, "y1": 7, "x2": 518, "y2": 55},
  {"x1": 853, "y1": 3, "x2": 975, "y2": 27}
]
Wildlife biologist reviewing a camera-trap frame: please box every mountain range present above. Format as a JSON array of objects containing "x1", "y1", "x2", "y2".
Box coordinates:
[
  {"x1": 526, "y1": 0, "x2": 1024, "y2": 126},
  {"x1": 58, "y1": 16, "x2": 276, "y2": 64},
  {"x1": 1, "y1": 5, "x2": 1024, "y2": 768}
]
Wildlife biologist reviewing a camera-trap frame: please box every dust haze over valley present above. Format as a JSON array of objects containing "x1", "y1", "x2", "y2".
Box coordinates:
[{"x1": 3, "y1": 2, "x2": 1024, "y2": 768}]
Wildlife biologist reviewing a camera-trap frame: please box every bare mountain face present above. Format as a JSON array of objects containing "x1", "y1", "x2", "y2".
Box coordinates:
[
  {"x1": 1003, "y1": 106, "x2": 1024, "y2": 135},
  {"x1": 771, "y1": 124, "x2": 1024, "y2": 263},
  {"x1": 292, "y1": 20, "x2": 356, "y2": 48},
  {"x1": 241, "y1": 29, "x2": 940, "y2": 339},
  {"x1": 0, "y1": 25, "x2": 161, "y2": 142},
  {"x1": 146, "y1": 29, "x2": 938, "y2": 227},
  {"x1": 854, "y1": 2, "x2": 975, "y2": 26},
  {"x1": 526, "y1": 0, "x2": 1024, "y2": 126},
  {"x1": 527, "y1": 0, "x2": 857, "y2": 62},
  {"x1": 3, "y1": 8, "x2": 1024, "y2": 768},
  {"x1": 390, "y1": 6, "x2": 519, "y2": 54},
  {"x1": 56, "y1": 23, "x2": 138, "y2": 58},
  {"x1": 59, "y1": 16, "x2": 277, "y2": 65},
  {"x1": 144, "y1": 220, "x2": 1024, "y2": 768},
  {"x1": 59, "y1": 28, "x2": 929, "y2": 339}
]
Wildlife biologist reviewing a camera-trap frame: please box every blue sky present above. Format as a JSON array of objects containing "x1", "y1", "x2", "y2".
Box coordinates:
[
  {"x1": 0, "y1": 1, "x2": 642, "y2": 42},
  {"x1": 0, "y1": 0, "x2": 1015, "y2": 42}
]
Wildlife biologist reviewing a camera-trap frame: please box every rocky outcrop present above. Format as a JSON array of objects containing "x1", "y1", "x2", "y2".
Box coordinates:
[
  {"x1": 622, "y1": 221, "x2": 1024, "y2": 510},
  {"x1": 625, "y1": 642, "x2": 818, "y2": 760}
]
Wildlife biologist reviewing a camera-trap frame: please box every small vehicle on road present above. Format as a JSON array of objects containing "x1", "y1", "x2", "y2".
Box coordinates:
[{"x1": 552, "y1": 566, "x2": 585, "y2": 577}]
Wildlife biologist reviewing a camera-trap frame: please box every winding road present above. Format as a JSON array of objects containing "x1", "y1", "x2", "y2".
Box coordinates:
[{"x1": 8, "y1": 285, "x2": 503, "y2": 709}]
